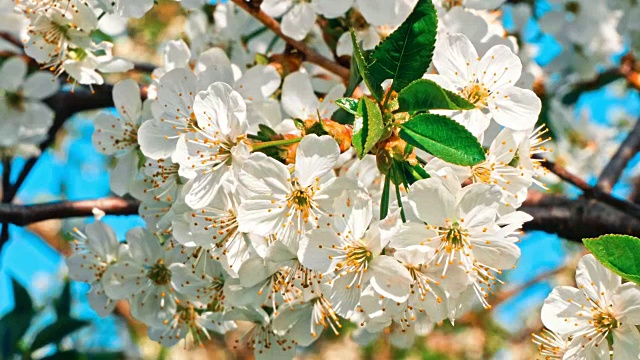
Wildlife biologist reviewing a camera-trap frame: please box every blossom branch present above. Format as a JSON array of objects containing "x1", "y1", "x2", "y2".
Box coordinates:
[
  {"x1": 229, "y1": 0, "x2": 350, "y2": 82},
  {"x1": 0, "y1": 192, "x2": 639, "y2": 242}
]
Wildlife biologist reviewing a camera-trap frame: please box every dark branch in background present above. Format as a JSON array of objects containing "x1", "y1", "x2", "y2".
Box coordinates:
[
  {"x1": 0, "y1": 84, "x2": 125, "y2": 247},
  {"x1": 596, "y1": 119, "x2": 640, "y2": 193},
  {"x1": 538, "y1": 156, "x2": 640, "y2": 220},
  {"x1": 229, "y1": 0, "x2": 350, "y2": 82},
  {"x1": 560, "y1": 54, "x2": 639, "y2": 105},
  {"x1": 1, "y1": 191, "x2": 640, "y2": 243},
  {"x1": 0, "y1": 198, "x2": 139, "y2": 226},
  {"x1": 521, "y1": 193, "x2": 640, "y2": 240}
]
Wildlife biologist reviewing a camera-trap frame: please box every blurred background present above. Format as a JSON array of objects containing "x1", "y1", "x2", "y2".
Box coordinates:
[{"x1": 2, "y1": 0, "x2": 640, "y2": 359}]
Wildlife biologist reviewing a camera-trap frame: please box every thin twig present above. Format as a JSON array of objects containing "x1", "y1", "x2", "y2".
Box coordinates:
[
  {"x1": 490, "y1": 265, "x2": 567, "y2": 309},
  {"x1": 0, "y1": 198, "x2": 140, "y2": 226},
  {"x1": 230, "y1": 0, "x2": 350, "y2": 82},
  {"x1": 596, "y1": 119, "x2": 640, "y2": 193},
  {"x1": 537, "y1": 156, "x2": 640, "y2": 220},
  {"x1": 1, "y1": 158, "x2": 11, "y2": 244}
]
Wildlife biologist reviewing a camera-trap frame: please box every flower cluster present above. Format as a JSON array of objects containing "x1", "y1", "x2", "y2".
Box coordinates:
[
  {"x1": 535, "y1": 254, "x2": 640, "y2": 359},
  {"x1": 57, "y1": 2, "x2": 551, "y2": 357},
  {"x1": 1, "y1": 0, "x2": 636, "y2": 358}
]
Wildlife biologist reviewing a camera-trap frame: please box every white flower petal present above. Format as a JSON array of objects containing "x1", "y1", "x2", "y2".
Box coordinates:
[
  {"x1": 281, "y1": 3, "x2": 316, "y2": 41},
  {"x1": 22, "y1": 71, "x2": 58, "y2": 100},
  {"x1": 433, "y1": 33, "x2": 478, "y2": 86},
  {"x1": 295, "y1": 134, "x2": 340, "y2": 187},
  {"x1": 490, "y1": 86, "x2": 541, "y2": 131},
  {"x1": 281, "y1": 71, "x2": 320, "y2": 119},
  {"x1": 113, "y1": 79, "x2": 142, "y2": 123},
  {"x1": 408, "y1": 178, "x2": 457, "y2": 227},
  {"x1": 576, "y1": 254, "x2": 621, "y2": 305},
  {"x1": 369, "y1": 255, "x2": 412, "y2": 302}
]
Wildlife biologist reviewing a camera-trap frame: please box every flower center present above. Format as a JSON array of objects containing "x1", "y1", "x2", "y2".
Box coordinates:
[
  {"x1": 461, "y1": 83, "x2": 491, "y2": 108},
  {"x1": 287, "y1": 186, "x2": 315, "y2": 220},
  {"x1": 147, "y1": 260, "x2": 172, "y2": 286},
  {"x1": 592, "y1": 310, "x2": 619, "y2": 333},
  {"x1": 444, "y1": 222, "x2": 468, "y2": 252},
  {"x1": 4, "y1": 91, "x2": 25, "y2": 112},
  {"x1": 565, "y1": 1, "x2": 580, "y2": 13},
  {"x1": 442, "y1": 0, "x2": 464, "y2": 10},
  {"x1": 471, "y1": 162, "x2": 493, "y2": 184}
]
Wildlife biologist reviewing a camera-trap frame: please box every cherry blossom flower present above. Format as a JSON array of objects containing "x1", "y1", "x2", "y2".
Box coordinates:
[
  {"x1": 541, "y1": 254, "x2": 640, "y2": 359},
  {"x1": 429, "y1": 33, "x2": 541, "y2": 136}
]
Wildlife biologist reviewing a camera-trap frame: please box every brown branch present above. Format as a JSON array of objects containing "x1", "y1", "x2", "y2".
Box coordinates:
[
  {"x1": 0, "y1": 198, "x2": 140, "y2": 226},
  {"x1": 490, "y1": 265, "x2": 567, "y2": 309},
  {"x1": 230, "y1": 0, "x2": 350, "y2": 82},
  {"x1": 596, "y1": 119, "x2": 640, "y2": 193},
  {"x1": 538, "y1": 157, "x2": 640, "y2": 220},
  {"x1": 521, "y1": 192, "x2": 640, "y2": 240}
]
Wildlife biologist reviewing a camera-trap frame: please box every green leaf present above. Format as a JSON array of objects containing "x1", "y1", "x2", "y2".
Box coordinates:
[
  {"x1": 335, "y1": 98, "x2": 359, "y2": 115},
  {"x1": 368, "y1": 0, "x2": 438, "y2": 93},
  {"x1": 353, "y1": 97, "x2": 384, "y2": 158},
  {"x1": 30, "y1": 318, "x2": 89, "y2": 352},
  {"x1": 351, "y1": 29, "x2": 384, "y2": 102},
  {"x1": 0, "y1": 311, "x2": 33, "y2": 357},
  {"x1": 583, "y1": 235, "x2": 640, "y2": 286},
  {"x1": 380, "y1": 174, "x2": 391, "y2": 220},
  {"x1": 399, "y1": 114, "x2": 485, "y2": 166},
  {"x1": 397, "y1": 79, "x2": 475, "y2": 112},
  {"x1": 41, "y1": 350, "x2": 82, "y2": 360},
  {"x1": 55, "y1": 280, "x2": 72, "y2": 318},
  {"x1": 398, "y1": 160, "x2": 430, "y2": 185},
  {"x1": 11, "y1": 278, "x2": 33, "y2": 314},
  {"x1": 345, "y1": 54, "x2": 363, "y2": 97},
  {"x1": 331, "y1": 108, "x2": 355, "y2": 125},
  {"x1": 0, "y1": 278, "x2": 34, "y2": 357}
]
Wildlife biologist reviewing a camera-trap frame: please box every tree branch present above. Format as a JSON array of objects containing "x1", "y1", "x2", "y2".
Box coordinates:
[
  {"x1": 596, "y1": 119, "x2": 640, "y2": 193},
  {"x1": 521, "y1": 192, "x2": 640, "y2": 240},
  {"x1": 538, "y1": 157, "x2": 640, "y2": 220},
  {"x1": 0, "y1": 192, "x2": 637, "y2": 243},
  {"x1": 0, "y1": 198, "x2": 139, "y2": 226},
  {"x1": 230, "y1": 0, "x2": 350, "y2": 82}
]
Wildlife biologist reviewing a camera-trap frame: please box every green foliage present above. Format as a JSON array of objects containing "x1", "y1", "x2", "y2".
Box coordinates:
[
  {"x1": 335, "y1": 98, "x2": 359, "y2": 115},
  {"x1": 583, "y1": 235, "x2": 640, "y2": 285},
  {"x1": 30, "y1": 318, "x2": 89, "y2": 352},
  {"x1": 0, "y1": 279, "x2": 34, "y2": 358},
  {"x1": 396, "y1": 159, "x2": 430, "y2": 185},
  {"x1": 380, "y1": 175, "x2": 392, "y2": 220},
  {"x1": 345, "y1": 53, "x2": 364, "y2": 98},
  {"x1": 353, "y1": 97, "x2": 384, "y2": 158},
  {"x1": 368, "y1": 0, "x2": 438, "y2": 94},
  {"x1": 54, "y1": 280, "x2": 72, "y2": 319},
  {"x1": 399, "y1": 114, "x2": 486, "y2": 166},
  {"x1": 397, "y1": 79, "x2": 475, "y2": 112},
  {"x1": 350, "y1": 29, "x2": 384, "y2": 101},
  {"x1": 0, "y1": 276, "x2": 91, "y2": 359}
]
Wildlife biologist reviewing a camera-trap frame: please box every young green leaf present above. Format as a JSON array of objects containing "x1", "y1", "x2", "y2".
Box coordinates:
[
  {"x1": 380, "y1": 174, "x2": 391, "y2": 220},
  {"x1": 583, "y1": 234, "x2": 640, "y2": 286},
  {"x1": 55, "y1": 280, "x2": 72, "y2": 318},
  {"x1": 399, "y1": 114, "x2": 485, "y2": 166},
  {"x1": 345, "y1": 54, "x2": 363, "y2": 97},
  {"x1": 30, "y1": 318, "x2": 89, "y2": 352},
  {"x1": 368, "y1": 0, "x2": 438, "y2": 93},
  {"x1": 353, "y1": 97, "x2": 384, "y2": 158},
  {"x1": 398, "y1": 159, "x2": 430, "y2": 185},
  {"x1": 397, "y1": 79, "x2": 475, "y2": 112},
  {"x1": 335, "y1": 98, "x2": 359, "y2": 115},
  {"x1": 0, "y1": 279, "x2": 35, "y2": 358},
  {"x1": 350, "y1": 29, "x2": 384, "y2": 101}
]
